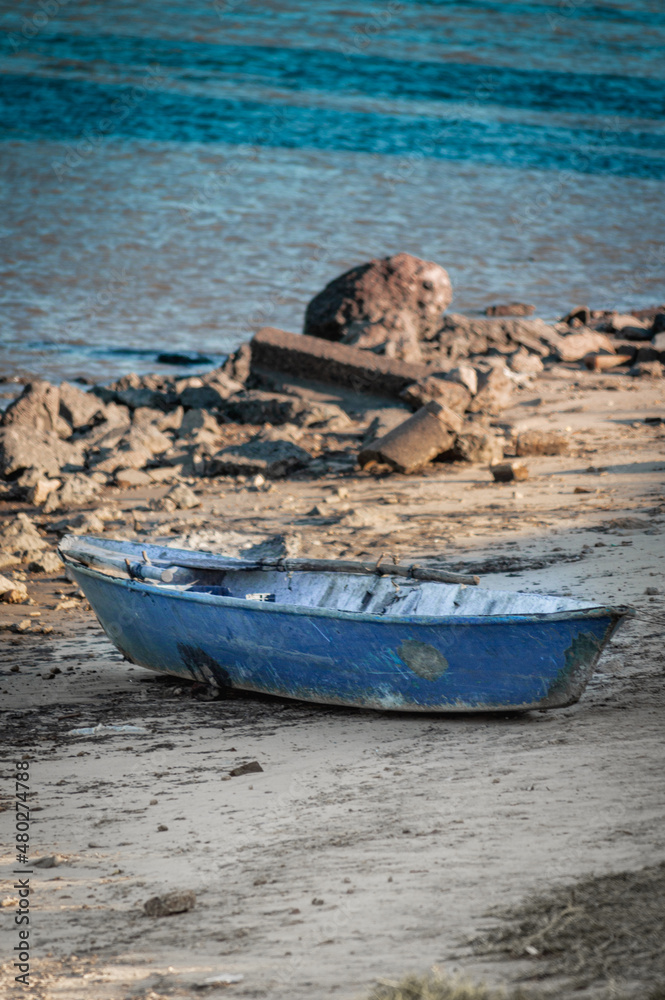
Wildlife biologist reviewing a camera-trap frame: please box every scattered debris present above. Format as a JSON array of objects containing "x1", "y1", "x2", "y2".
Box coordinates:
[
  {"x1": 473, "y1": 861, "x2": 665, "y2": 989},
  {"x1": 68, "y1": 723, "x2": 148, "y2": 736},
  {"x1": 195, "y1": 973, "x2": 244, "y2": 987}
]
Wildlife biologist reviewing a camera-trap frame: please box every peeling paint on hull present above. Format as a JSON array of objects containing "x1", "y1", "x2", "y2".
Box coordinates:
[{"x1": 66, "y1": 562, "x2": 631, "y2": 714}]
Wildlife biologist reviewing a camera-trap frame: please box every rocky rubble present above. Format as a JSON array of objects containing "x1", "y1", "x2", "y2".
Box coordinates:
[{"x1": 1, "y1": 256, "x2": 663, "y2": 528}]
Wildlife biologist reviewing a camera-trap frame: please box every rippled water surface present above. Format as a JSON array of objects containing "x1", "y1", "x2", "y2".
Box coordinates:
[{"x1": 1, "y1": 0, "x2": 664, "y2": 383}]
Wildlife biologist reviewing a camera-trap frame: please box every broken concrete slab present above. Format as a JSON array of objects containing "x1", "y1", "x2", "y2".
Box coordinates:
[
  {"x1": 225, "y1": 390, "x2": 310, "y2": 427},
  {"x1": 358, "y1": 400, "x2": 463, "y2": 474},
  {"x1": 56, "y1": 473, "x2": 103, "y2": 508},
  {"x1": 250, "y1": 326, "x2": 434, "y2": 399},
  {"x1": 339, "y1": 315, "x2": 423, "y2": 363},
  {"x1": 153, "y1": 483, "x2": 200, "y2": 511},
  {"x1": 26, "y1": 477, "x2": 61, "y2": 507},
  {"x1": 507, "y1": 347, "x2": 545, "y2": 375},
  {"x1": 361, "y1": 406, "x2": 412, "y2": 444}
]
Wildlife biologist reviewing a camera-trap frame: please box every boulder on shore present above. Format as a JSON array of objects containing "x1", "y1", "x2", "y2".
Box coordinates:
[{"x1": 304, "y1": 252, "x2": 453, "y2": 361}]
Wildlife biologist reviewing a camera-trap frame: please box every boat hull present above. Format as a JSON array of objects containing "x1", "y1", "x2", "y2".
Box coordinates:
[{"x1": 69, "y1": 563, "x2": 625, "y2": 713}]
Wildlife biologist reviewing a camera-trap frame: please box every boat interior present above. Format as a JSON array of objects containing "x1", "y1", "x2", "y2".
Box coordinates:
[{"x1": 61, "y1": 537, "x2": 604, "y2": 619}]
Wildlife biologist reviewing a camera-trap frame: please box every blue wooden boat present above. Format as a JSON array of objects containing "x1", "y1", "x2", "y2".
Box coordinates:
[{"x1": 59, "y1": 535, "x2": 632, "y2": 713}]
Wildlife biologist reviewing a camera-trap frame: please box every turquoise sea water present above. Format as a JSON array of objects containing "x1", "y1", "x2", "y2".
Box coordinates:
[{"x1": 0, "y1": 0, "x2": 664, "y2": 383}]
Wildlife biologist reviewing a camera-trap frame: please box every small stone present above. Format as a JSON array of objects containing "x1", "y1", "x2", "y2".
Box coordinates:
[
  {"x1": 2, "y1": 584, "x2": 29, "y2": 604},
  {"x1": 645, "y1": 586, "x2": 660, "y2": 595},
  {"x1": 490, "y1": 461, "x2": 529, "y2": 483},
  {"x1": 14, "y1": 618, "x2": 32, "y2": 631},
  {"x1": 143, "y1": 890, "x2": 196, "y2": 917},
  {"x1": 228, "y1": 760, "x2": 264, "y2": 777},
  {"x1": 157, "y1": 824, "x2": 169, "y2": 832}
]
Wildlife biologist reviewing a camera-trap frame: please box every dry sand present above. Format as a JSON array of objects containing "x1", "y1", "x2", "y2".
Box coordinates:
[{"x1": 1, "y1": 367, "x2": 664, "y2": 999}]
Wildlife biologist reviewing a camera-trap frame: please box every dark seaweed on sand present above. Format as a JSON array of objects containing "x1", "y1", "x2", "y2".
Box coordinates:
[{"x1": 472, "y1": 862, "x2": 665, "y2": 989}]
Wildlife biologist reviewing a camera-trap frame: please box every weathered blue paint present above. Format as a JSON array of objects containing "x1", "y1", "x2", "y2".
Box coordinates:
[{"x1": 66, "y1": 562, "x2": 630, "y2": 713}]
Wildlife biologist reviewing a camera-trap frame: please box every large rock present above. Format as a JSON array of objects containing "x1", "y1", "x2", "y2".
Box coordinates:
[{"x1": 304, "y1": 253, "x2": 453, "y2": 360}]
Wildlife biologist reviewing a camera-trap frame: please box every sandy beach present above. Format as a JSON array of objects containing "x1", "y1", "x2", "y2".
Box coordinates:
[{"x1": 1, "y1": 360, "x2": 664, "y2": 999}]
